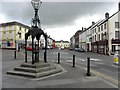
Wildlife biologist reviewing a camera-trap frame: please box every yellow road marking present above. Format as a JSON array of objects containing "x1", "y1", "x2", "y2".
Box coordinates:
[
  {"x1": 91, "y1": 70, "x2": 119, "y2": 85},
  {"x1": 64, "y1": 61, "x2": 119, "y2": 86}
]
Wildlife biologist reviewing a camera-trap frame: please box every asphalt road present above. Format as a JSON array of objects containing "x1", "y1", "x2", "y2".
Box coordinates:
[{"x1": 37, "y1": 49, "x2": 119, "y2": 86}]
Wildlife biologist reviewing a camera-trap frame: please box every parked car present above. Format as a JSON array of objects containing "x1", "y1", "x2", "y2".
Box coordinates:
[
  {"x1": 74, "y1": 48, "x2": 85, "y2": 52},
  {"x1": 69, "y1": 48, "x2": 74, "y2": 50},
  {"x1": 77, "y1": 48, "x2": 85, "y2": 52},
  {"x1": 74, "y1": 48, "x2": 79, "y2": 51},
  {"x1": 26, "y1": 46, "x2": 32, "y2": 51},
  {"x1": 61, "y1": 46, "x2": 64, "y2": 50}
]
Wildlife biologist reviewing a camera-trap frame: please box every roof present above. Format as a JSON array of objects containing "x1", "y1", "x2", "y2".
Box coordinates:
[
  {"x1": 55, "y1": 40, "x2": 69, "y2": 43},
  {"x1": 98, "y1": 11, "x2": 119, "y2": 26},
  {"x1": 0, "y1": 21, "x2": 30, "y2": 29},
  {"x1": 91, "y1": 20, "x2": 104, "y2": 29}
]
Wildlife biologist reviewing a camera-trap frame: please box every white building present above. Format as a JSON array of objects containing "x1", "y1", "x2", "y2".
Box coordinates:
[
  {"x1": 0, "y1": 21, "x2": 30, "y2": 49},
  {"x1": 70, "y1": 35, "x2": 75, "y2": 49},
  {"x1": 79, "y1": 29, "x2": 87, "y2": 51},
  {"x1": 39, "y1": 35, "x2": 54, "y2": 49},
  {"x1": 108, "y1": 10, "x2": 120, "y2": 54},
  {"x1": 55, "y1": 40, "x2": 70, "y2": 49},
  {"x1": 73, "y1": 2, "x2": 120, "y2": 55}
]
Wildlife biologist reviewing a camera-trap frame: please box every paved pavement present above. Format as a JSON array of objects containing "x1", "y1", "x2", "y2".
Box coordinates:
[{"x1": 2, "y1": 49, "x2": 119, "y2": 89}]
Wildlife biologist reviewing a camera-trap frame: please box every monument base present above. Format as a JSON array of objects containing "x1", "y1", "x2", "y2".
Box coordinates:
[{"x1": 7, "y1": 61, "x2": 63, "y2": 79}]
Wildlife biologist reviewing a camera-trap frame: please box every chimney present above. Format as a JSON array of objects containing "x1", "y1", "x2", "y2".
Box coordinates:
[
  {"x1": 118, "y1": 2, "x2": 120, "y2": 11},
  {"x1": 82, "y1": 27, "x2": 84, "y2": 31},
  {"x1": 105, "y1": 12, "x2": 109, "y2": 19},
  {"x1": 92, "y1": 21, "x2": 95, "y2": 25}
]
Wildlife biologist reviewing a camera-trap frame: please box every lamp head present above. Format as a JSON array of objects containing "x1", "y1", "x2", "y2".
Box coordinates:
[{"x1": 31, "y1": 0, "x2": 42, "y2": 10}]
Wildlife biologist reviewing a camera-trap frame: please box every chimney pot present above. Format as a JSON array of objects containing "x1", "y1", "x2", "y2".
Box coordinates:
[
  {"x1": 82, "y1": 27, "x2": 84, "y2": 31},
  {"x1": 92, "y1": 21, "x2": 95, "y2": 25},
  {"x1": 105, "y1": 12, "x2": 109, "y2": 19}
]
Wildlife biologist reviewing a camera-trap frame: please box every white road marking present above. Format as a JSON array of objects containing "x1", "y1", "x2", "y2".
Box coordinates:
[
  {"x1": 51, "y1": 52, "x2": 68, "y2": 55},
  {"x1": 112, "y1": 64, "x2": 119, "y2": 68},
  {"x1": 90, "y1": 58, "x2": 101, "y2": 61},
  {"x1": 76, "y1": 58, "x2": 101, "y2": 62}
]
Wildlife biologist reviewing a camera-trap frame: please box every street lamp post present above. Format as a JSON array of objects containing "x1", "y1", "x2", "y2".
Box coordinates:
[{"x1": 25, "y1": 0, "x2": 47, "y2": 64}]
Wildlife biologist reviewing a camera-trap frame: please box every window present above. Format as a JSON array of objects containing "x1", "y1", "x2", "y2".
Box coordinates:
[
  {"x1": 95, "y1": 35, "x2": 96, "y2": 41},
  {"x1": 101, "y1": 33, "x2": 103, "y2": 40},
  {"x1": 99, "y1": 34, "x2": 100, "y2": 41},
  {"x1": 98, "y1": 27, "x2": 100, "y2": 32},
  {"x1": 104, "y1": 23, "x2": 106, "y2": 29},
  {"x1": 115, "y1": 31, "x2": 120, "y2": 39},
  {"x1": 115, "y1": 22, "x2": 119, "y2": 28},
  {"x1": 19, "y1": 27, "x2": 22, "y2": 30},
  {"x1": 92, "y1": 36, "x2": 94, "y2": 42},
  {"x1": 11, "y1": 26, "x2": 15, "y2": 30},
  {"x1": 18, "y1": 32, "x2": 21, "y2": 39},
  {"x1": 101, "y1": 25, "x2": 103, "y2": 31},
  {"x1": 89, "y1": 38, "x2": 92, "y2": 42},
  {"x1": 25, "y1": 29, "x2": 26, "y2": 32},
  {"x1": 95, "y1": 28, "x2": 96, "y2": 33},
  {"x1": 112, "y1": 45, "x2": 116, "y2": 52}
]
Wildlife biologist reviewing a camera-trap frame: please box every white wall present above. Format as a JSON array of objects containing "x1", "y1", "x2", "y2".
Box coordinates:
[{"x1": 108, "y1": 11, "x2": 119, "y2": 53}]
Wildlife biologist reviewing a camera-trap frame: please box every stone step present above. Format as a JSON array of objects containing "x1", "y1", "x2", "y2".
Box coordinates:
[
  {"x1": 21, "y1": 63, "x2": 50, "y2": 68},
  {"x1": 14, "y1": 66, "x2": 56, "y2": 73},
  {"x1": 7, "y1": 68, "x2": 62, "y2": 78}
]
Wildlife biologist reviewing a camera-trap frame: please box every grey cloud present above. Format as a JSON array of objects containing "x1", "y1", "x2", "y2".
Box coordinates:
[{"x1": 1, "y1": 2, "x2": 116, "y2": 28}]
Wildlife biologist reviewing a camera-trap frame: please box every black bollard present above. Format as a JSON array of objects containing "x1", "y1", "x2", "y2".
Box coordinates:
[
  {"x1": 73, "y1": 55, "x2": 75, "y2": 67},
  {"x1": 86, "y1": 57, "x2": 91, "y2": 76},
  {"x1": 25, "y1": 50, "x2": 27, "y2": 62},
  {"x1": 58, "y1": 53, "x2": 60, "y2": 64},
  {"x1": 14, "y1": 50, "x2": 16, "y2": 59},
  {"x1": 44, "y1": 52, "x2": 47, "y2": 63}
]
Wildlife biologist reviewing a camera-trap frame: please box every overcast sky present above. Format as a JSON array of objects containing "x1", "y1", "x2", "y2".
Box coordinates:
[{"x1": 0, "y1": 0, "x2": 118, "y2": 41}]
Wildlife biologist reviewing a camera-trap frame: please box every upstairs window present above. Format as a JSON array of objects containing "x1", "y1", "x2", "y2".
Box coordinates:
[
  {"x1": 98, "y1": 27, "x2": 100, "y2": 32},
  {"x1": 101, "y1": 33, "x2": 103, "y2": 40},
  {"x1": 95, "y1": 28, "x2": 96, "y2": 33},
  {"x1": 101, "y1": 25, "x2": 103, "y2": 31},
  {"x1": 104, "y1": 23, "x2": 106, "y2": 29},
  {"x1": 99, "y1": 34, "x2": 100, "y2": 41},
  {"x1": 95, "y1": 35, "x2": 96, "y2": 41},
  {"x1": 19, "y1": 27, "x2": 22, "y2": 30},
  {"x1": 115, "y1": 31, "x2": 120, "y2": 39},
  {"x1": 115, "y1": 22, "x2": 119, "y2": 28}
]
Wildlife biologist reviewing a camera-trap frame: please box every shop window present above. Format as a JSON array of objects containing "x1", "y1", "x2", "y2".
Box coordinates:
[
  {"x1": 112, "y1": 45, "x2": 116, "y2": 52},
  {"x1": 7, "y1": 41, "x2": 10, "y2": 46}
]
